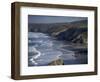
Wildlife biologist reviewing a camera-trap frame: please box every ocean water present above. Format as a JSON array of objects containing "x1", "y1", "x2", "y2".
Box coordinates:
[{"x1": 28, "y1": 32, "x2": 87, "y2": 66}]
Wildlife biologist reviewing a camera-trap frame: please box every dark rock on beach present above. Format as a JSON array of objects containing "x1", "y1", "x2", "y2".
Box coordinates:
[{"x1": 48, "y1": 59, "x2": 64, "y2": 65}]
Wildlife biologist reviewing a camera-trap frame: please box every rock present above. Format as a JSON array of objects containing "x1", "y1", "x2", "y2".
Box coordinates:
[{"x1": 48, "y1": 59, "x2": 64, "y2": 65}]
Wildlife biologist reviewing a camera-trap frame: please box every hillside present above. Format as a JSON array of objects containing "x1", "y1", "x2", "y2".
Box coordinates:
[{"x1": 28, "y1": 20, "x2": 87, "y2": 44}]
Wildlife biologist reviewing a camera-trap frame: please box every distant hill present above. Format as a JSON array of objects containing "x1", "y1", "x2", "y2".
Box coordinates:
[
  {"x1": 28, "y1": 20, "x2": 87, "y2": 32},
  {"x1": 28, "y1": 22, "x2": 69, "y2": 33}
]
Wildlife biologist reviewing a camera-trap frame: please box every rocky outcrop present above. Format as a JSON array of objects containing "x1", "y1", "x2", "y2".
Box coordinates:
[{"x1": 48, "y1": 59, "x2": 64, "y2": 65}]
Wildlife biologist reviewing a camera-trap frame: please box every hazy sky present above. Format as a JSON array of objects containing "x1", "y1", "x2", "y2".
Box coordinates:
[{"x1": 28, "y1": 15, "x2": 87, "y2": 24}]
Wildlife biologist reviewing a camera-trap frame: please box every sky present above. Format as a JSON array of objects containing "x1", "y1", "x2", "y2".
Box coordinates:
[{"x1": 28, "y1": 15, "x2": 87, "y2": 24}]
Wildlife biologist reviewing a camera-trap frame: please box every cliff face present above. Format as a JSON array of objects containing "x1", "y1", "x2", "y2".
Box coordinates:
[{"x1": 56, "y1": 27, "x2": 87, "y2": 44}]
